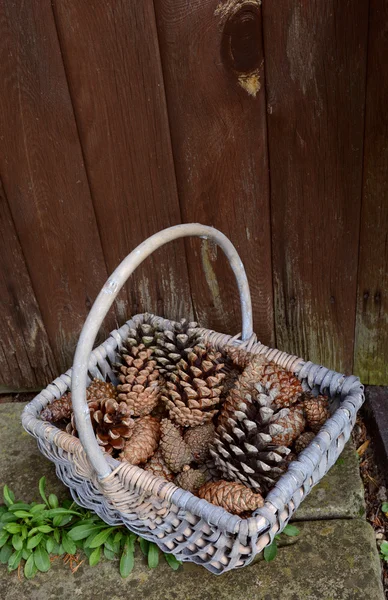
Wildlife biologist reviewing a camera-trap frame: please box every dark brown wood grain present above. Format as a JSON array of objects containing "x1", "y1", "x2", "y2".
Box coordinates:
[
  {"x1": 52, "y1": 0, "x2": 193, "y2": 325},
  {"x1": 262, "y1": 0, "x2": 369, "y2": 373},
  {"x1": 0, "y1": 0, "x2": 113, "y2": 372},
  {"x1": 354, "y1": 0, "x2": 388, "y2": 384},
  {"x1": 154, "y1": 0, "x2": 274, "y2": 344},
  {"x1": 0, "y1": 178, "x2": 57, "y2": 389}
]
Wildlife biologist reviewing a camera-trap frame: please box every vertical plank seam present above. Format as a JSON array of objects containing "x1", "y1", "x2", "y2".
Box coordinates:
[
  {"x1": 259, "y1": 4, "x2": 276, "y2": 350},
  {"x1": 50, "y1": 2, "x2": 115, "y2": 322},
  {"x1": 0, "y1": 170, "x2": 59, "y2": 385},
  {"x1": 151, "y1": 0, "x2": 197, "y2": 322},
  {"x1": 353, "y1": 0, "x2": 371, "y2": 381}
]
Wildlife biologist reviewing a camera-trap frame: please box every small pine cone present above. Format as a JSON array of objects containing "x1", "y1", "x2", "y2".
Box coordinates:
[
  {"x1": 144, "y1": 448, "x2": 174, "y2": 482},
  {"x1": 87, "y1": 378, "x2": 117, "y2": 401},
  {"x1": 41, "y1": 393, "x2": 72, "y2": 423},
  {"x1": 183, "y1": 423, "x2": 215, "y2": 464},
  {"x1": 175, "y1": 468, "x2": 207, "y2": 493},
  {"x1": 303, "y1": 396, "x2": 330, "y2": 432},
  {"x1": 198, "y1": 480, "x2": 265, "y2": 515},
  {"x1": 294, "y1": 431, "x2": 316, "y2": 454},
  {"x1": 271, "y1": 404, "x2": 306, "y2": 446},
  {"x1": 116, "y1": 344, "x2": 162, "y2": 417},
  {"x1": 159, "y1": 419, "x2": 193, "y2": 472},
  {"x1": 120, "y1": 416, "x2": 160, "y2": 465}
]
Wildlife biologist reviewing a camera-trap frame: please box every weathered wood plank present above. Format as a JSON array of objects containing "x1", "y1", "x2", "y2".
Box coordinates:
[
  {"x1": 262, "y1": 0, "x2": 369, "y2": 372},
  {"x1": 354, "y1": 0, "x2": 388, "y2": 385},
  {"x1": 0, "y1": 178, "x2": 57, "y2": 389},
  {"x1": 52, "y1": 0, "x2": 193, "y2": 324},
  {"x1": 154, "y1": 0, "x2": 274, "y2": 343},
  {"x1": 0, "y1": 0, "x2": 113, "y2": 373}
]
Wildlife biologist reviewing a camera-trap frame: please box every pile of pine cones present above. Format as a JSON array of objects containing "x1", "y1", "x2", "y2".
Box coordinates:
[{"x1": 40, "y1": 317, "x2": 331, "y2": 516}]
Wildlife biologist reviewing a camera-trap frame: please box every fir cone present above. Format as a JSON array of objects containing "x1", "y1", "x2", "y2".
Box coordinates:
[
  {"x1": 67, "y1": 397, "x2": 134, "y2": 454},
  {"x1": 175, "y1": 468, "x2": 207, "y2": 493},
  {"x1": 162, "y1": 344, "x2": 225, "y2": 427},
  {"x1": 211, "y1": 383, "x2": 291, "y2": 492},
  {"x1": 294, "y1": 431, "x2": 316, "y2": 454},
  {"x1": 116, "y1": 344, "x2": 162, "y2": 417},
  {"x1": 183, "y1": 423, "x2": 215, "y2": 464},
  {"x1": 41, "y1": 393, "x2": 72, "y2": 423},
  {"x1": 152, "y1": 319, "x2": 203, "y2": 375},
  {"x1": 124, "y1": 315, "x2": 160, "y2": 348},
  {"x1": 198, "y1": 480, "x2": 264, "y2": 515},
  {"x1": 224, "y1": 347, "x2": 303, "y2": 409},
  {"x1": 159, "y1": 419, "x2": 193, "y2": 473},
  {"x1": 87, "y1": 379, "x2": 117, "y2": 401},
  {"x1": 303, "y1": 396, "x2": 330, "y2": 432},
  {"x1": 271, "y1": 404, "x2": 306, "y2": 446},
  {"x1": 144, "y1": 448, "x2": 174, "y2": 482},
  {"x1": 120, "y1": 416, "x2": 160, "y2": 465}
]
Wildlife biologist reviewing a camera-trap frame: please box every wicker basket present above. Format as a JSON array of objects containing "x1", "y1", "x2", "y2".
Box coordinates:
[{"x1": 22, "y1": 224, "x2": 364, "y2": 574}]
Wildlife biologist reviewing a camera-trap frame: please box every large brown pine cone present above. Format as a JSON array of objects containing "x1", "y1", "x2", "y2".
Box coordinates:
[
  {"x1": 120, "y1": 416, "x2": 160, "y2": 465},
  {"x1": 198, "y1": 480, "x2": 265, "y2": 515},
  {"x1": 183, "y1": 423, "x2": 215, "y2": 464},
  {"x1": 153, "y1": 319, "x2": 204, "y2": 375},
  {"x1": 271, "y1": 404, "x2": 306, "y2": 446},
  {"x1": 294, "y1": 431, "x2": 316, "y2": 453},
  {"x1": 116, "y1": 344, "x2": 162, "y2": 417},
  {"x1": 162, "y1": 344, "x2": 225, "y2": 427}
]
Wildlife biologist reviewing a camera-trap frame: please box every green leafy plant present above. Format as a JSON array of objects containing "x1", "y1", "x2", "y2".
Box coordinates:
[
  {"x1": 263, "y1": 524, "x2": 301, "y2": 562},
  {"x1": 0, "y1": 477, "x2": 181, "y2": 578},
  {"x1": 380, "y1": 541, "x2": 388, "y2": 563},
  {"x1": 382, "y1": 502, "x2": 388, "y2": 516}
]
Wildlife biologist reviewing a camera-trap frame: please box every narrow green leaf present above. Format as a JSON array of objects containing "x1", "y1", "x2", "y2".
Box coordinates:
[
  {"x1": 34, "y1": 544, "x2": 51, "y2": 572},
  {"x1": 0, "y1": 530, "x2": 10, "y2": 548},
  {"x1": 8, "y1": 549, "x2": 23, "y2": 571},
  {"x1": 8, "y1": 503, "x2": 31, "y2": 512},
  {"x1": 4, "y1": 523, "x2": 22, "y2": 535},
  {"x1": 0, "y1": 506, "x2": 7, "y2": 516},
  {"x1": 264, "y1": 541, "x2": 278, "y2": 562},
  {"x1": 53, "y1": 529, "x2": 60, "y2": 544},
  {"x1": 22, "y1": 548, "x2": 32, "y2": 560},
  {"x1": 3, "y1": 485, "x2": 15, "y2": 507},
  {"x1": 120, "y1": 546, "x2": 134, "y2": 577},
  {"x1": 147, "y1": 543, "x2": 159, "y2": 568},
  {"x1": 46, "y1": 508, "x2": 81, "y2": 517},
  {"x1": 13, "y1": 510, "x2": 32, "y2": 519},
  {"x1": 38, "y1": 477, "x2": 48, "y2": 506},
  {"x1": 53, "y1": 515, "x2": 73, "y2": 527},
  {"x1": 0, "y1": 544, "x2": 12, "y2": 564},
  {"x1": 46, "y1": 538, "x2": 55, "y2": 554},
  {"x1": 21, "y1": 526, "x2": 28, "y2": 540},
  {"x1": 89, "y1": 546, "x2": 101, "y2": 567},
  {"x1": 61, "y1": 532, "x2": 77, "y2": 555},
  {"x1": 37, "y1": 525, "x2": 53, "y2": 533},
  {"x1": 24, "y1": 553, "x2": 38, "y2": 579},
  {"x1": 27, "y1": 533, "x2": 44, "y2": 550},
  {"x1": 88, "y1": 528, "x2": 113, "y2": 549},
  {"x1": 28, "y1": 527, "x2": 39, "y2": 537},
  {"x1": 382, "y1": 502, "x2": 388, "y2": 513},
  {"x1": 67, "y1": 523, "x2": 106, "y2": 541},
  {"x1": 83, "y1": 546, "x2": 93, "y2": 559},
  {"x1": 50, "y1": 541, "x2": 61, "y2": 555},
  {"x1": 139, "y1": 537, "x2": 149, "y2": 556},
  {"x1": 0, "y1": 512, "x2": 18, "y2": 524},
  {"x1": 283, "y1": 524, "x2": 300, "y2": 537},
  {"x1": 104, "y1": 546, "x2": 116, "y2": 561},
  {"x1": 164, "y1": 553, "x2": 181, "y2": 571},
  {"x1": 12, "y1": 534, "x2": 23, "y2": 551},
  {"x1": 48, "y1": 494, "x2": 59, "y2": 509},
  {"x1": 29, "y1": 504, "x2": 47, "y2": 515}
]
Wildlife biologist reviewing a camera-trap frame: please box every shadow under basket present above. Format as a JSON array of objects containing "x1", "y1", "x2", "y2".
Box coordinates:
[{"x1": 21, "y1": 225, "x2": 364, "y2": 574}]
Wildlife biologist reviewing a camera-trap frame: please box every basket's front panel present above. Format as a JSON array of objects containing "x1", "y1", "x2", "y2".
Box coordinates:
[{"x1": 22, "y1": 313, "x2": 365, "y2": 574}]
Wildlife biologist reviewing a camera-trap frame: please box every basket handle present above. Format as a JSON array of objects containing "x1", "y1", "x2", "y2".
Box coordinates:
[{"x1": 71, "y1": 223, "x2": 253, "y2": 479}]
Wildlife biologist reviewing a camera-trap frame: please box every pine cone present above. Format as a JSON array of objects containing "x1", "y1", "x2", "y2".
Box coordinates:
[
  {"x1": 116, "y1": 344, "x2": 162, "y2": 417},
  {"x1": 198, "y1": 480, "x2": 264, "y2": 515},
  {"x1": 162, "y1": 344, "x2": 225, "y2": 427},
  {"x1": 211, "y1": 383, "x2": 291, "y2": 492},
  {"x1": 175, "y1": 468, "x2": 207, "y2": 493},
  {"x1": 120, "y1": 416, "x2": 160, "y2": 465},
  {"x1": 41, "y1": 393, "x2": 72, "y2": 423},
  {"x1": 67, "y1": 397, "x2": 134, "y2": 455},
  {"x1": 225, "y1": 347, "x2": 303, "y2": 408},
  {"x1": 303, "y1": 396, "x2": 330, "y2": 432},
  {"x1": 159, "y1": 419, "x2": 193, "y2": 473},
  {"x1": 294, "y1": 431, "x2": 316, "y2": 453},
  {"x1": 41, "y1": 378, "x2": 117, "y2": 423},
  {"x1": 144, "y1": 448, "x2": 174, "y2": 482},
  {"x1": 271, "y1": 404, "x2": 306, "y2": 446},
  {"x1": 153, "y1": 318, "x2": 203, "y2": 375},
  {"x1": 183, "y1": 423, "x2": 215, "y2": 464}
]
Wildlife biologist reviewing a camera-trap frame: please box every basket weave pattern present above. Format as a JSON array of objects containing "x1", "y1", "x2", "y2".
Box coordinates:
[{"x1": 22, "y1": 313, "x2": 364, "y2": 574}]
